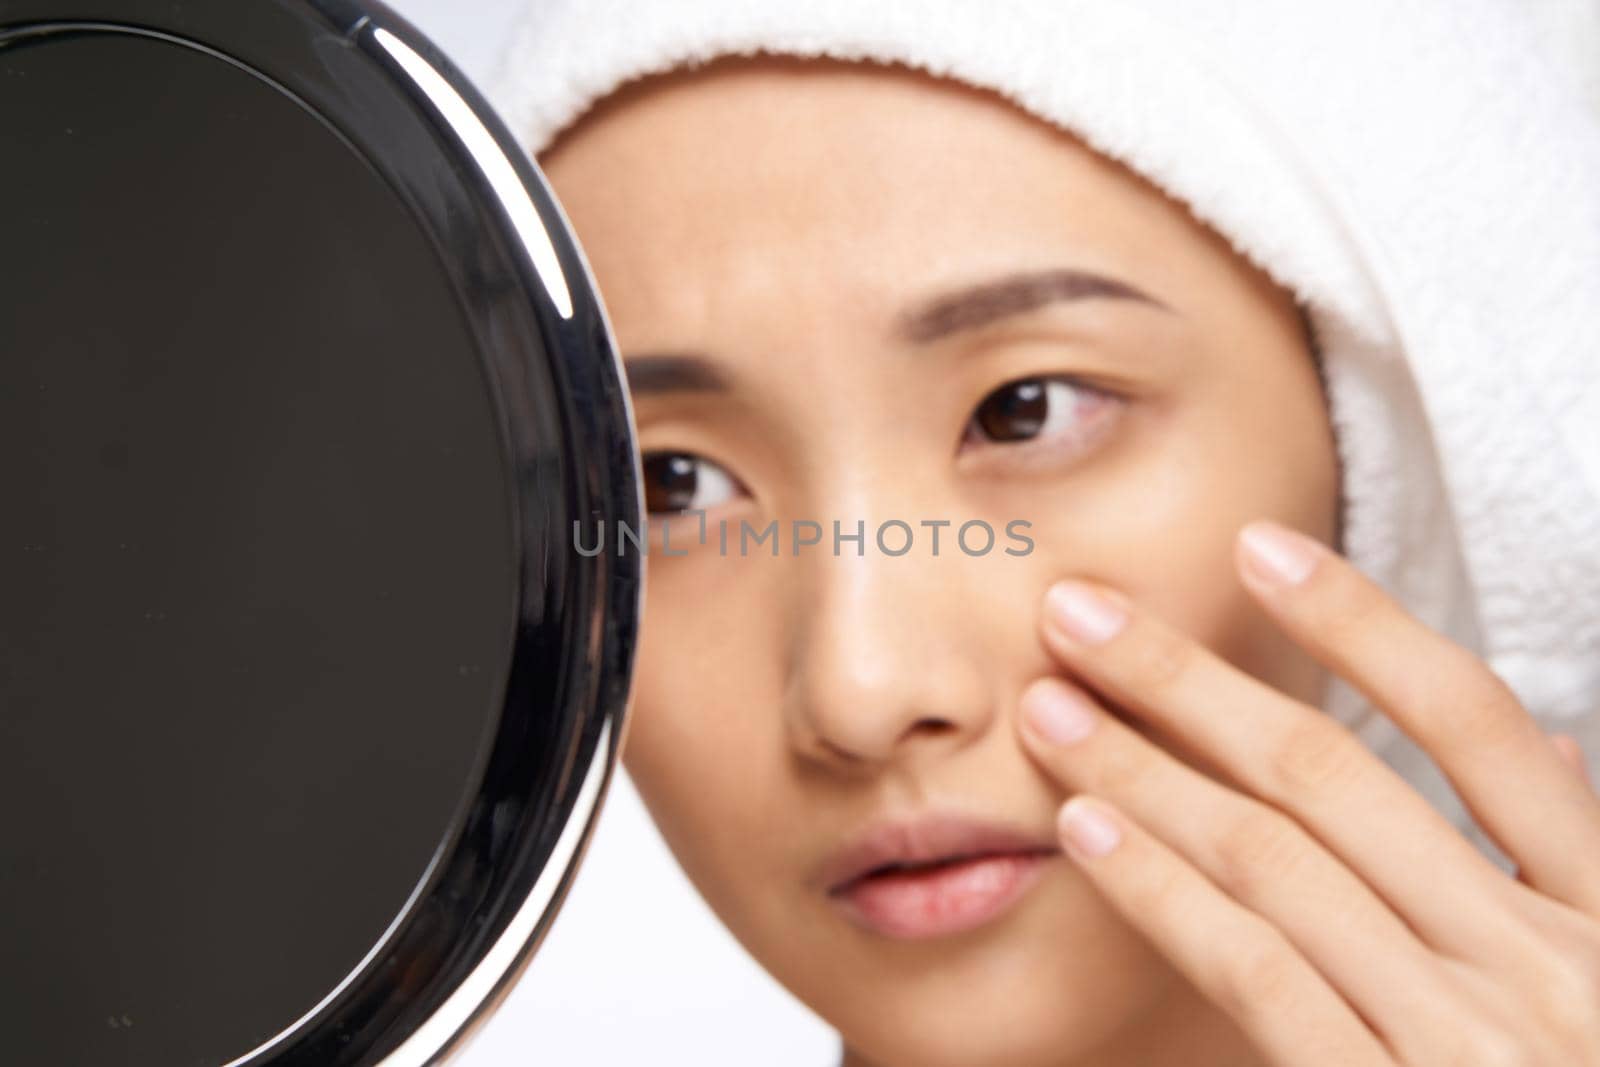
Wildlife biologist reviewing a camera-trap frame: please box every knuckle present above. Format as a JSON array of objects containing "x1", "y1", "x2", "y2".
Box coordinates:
[
  {"x1": 1576, "y1": 871, "x2": 1600, "y2": 917},
  {"x1": 1125, "y1": 860, "x2": 1191, "y2": 918},
  {"x1": 1463, "y1": 1030, "x2": 1538, "y2": 1067},
  {"x1": 1537, "y1": 952, "x2": 1600, "y2": 1045},
  {"x1": 1212, "y1": 808, "x2": 1310, "y2": 901},
  {"x1": 1091, "y1": 733, "x2": 1155, "y2": 795},
  {"x1": 1435, "y1": 1034, "x2": 1503, "y2": 1067},
  {"x1": 1119, "y1": 620, "x2": 1193, "y2": 693},
  {"x1": 1259, "y1": 718, "x2": 1367, "y2": 800},
  {"x1": 1304, "y1": 570, "x2": 1385, "y2": 647},
  {"x1": 1213, "y1": 927, "x2": 1304, "y2": 1018},
  {"x1": 1565, "y1": 930, "x2": 1600, "y2": 987},
  {"x1": 1425, "y1": 663, "x2": 1525, "y2": 755}
]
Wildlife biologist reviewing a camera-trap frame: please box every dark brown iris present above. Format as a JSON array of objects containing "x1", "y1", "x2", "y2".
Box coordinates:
[
  {"x1": 642, "y1": 452, "x2": 699, "y2": 514},
  {"x1": 973, "y1": 379, "x2": 1049, "y2": 441}
]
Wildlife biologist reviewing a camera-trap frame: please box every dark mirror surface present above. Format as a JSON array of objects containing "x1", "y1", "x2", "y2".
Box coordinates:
[{"x1": 1, "y1": 27, "x2": 516, "y2": 1066}]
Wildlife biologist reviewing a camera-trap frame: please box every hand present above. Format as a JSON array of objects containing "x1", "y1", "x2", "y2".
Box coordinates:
[{"x1": 1014, "y1": 520, "x2": 1600, "y2": 1066}]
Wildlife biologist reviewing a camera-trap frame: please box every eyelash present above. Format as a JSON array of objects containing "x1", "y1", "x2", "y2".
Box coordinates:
[
  {"x1": 639, "y1": 375, "x2": 1122, "y2": 517},
  {"x1": 958, "y1": 375, "x2": 1122, "y2": 461},
  {"x1": 638, "y1": 450, "x2": 742, "y2": 518}
]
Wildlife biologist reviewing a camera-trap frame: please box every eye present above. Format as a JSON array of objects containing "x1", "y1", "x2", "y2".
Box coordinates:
[
  {"x1": 962, "y1": 376, "x2": 1117, "y2": 452},
  {"x1": 640, "y1": 451, "x2": 742, "y2": 516}
]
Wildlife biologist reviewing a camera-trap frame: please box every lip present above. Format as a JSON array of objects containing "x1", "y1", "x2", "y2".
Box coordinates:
[{"x1": 818, "y1": 811, "x2": 1061, "y2": 939}]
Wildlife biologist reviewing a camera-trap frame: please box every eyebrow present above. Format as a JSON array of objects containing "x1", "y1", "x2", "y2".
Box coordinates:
[
  {"x1": 620, "y1": 267, "x2": 1171, "y2": 397},
  {"x1": 623, "y1": 352, "x2": 730, "y2": 396},
  {"x1": 897, "y1": 267, "x2": 1171, "y2": 344}
]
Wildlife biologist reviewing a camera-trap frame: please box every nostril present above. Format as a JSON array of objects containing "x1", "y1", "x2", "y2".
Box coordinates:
[
  {"x1": 904, "y1": 716, "x2": 959, "y2": 739},
  {"x1": 915, "y1": 716, "x2": 954, "y2": 731}
]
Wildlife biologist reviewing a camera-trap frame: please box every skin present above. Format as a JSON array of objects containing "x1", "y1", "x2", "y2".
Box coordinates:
[{"x1": 539, "y1": 56, "x2": 1600, "y2": 1066}]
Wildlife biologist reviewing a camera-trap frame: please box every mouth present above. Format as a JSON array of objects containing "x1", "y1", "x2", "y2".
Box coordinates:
[{"x1": 820, "y1": 814, "x2": 1062, "y2": 940}]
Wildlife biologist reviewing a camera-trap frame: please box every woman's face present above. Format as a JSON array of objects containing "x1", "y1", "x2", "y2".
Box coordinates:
[{"x1": 542, "y1": 58, "x2": 1340, "y2": 1067}]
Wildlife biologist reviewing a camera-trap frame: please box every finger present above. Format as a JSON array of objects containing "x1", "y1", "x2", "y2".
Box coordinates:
[
  {"x1": 1036, "y1": 576, "x2": 1521, "y2": 961},
  {"x1": 1018, "y1": 677, "x2": 1459, "y2": 1060},
  {"x1": 1512, "y1": 740, "x2": 1585, "y2": 886},
  {"x1": 1053, "y1": 796, "x2": 1392, "y2": 1066},
  {"x1": 1233, "y1": 520, "x2": 1600, "y2": 910},
  {"x1": 1551, "y1": 734, "x2": 1592, "y2": 788}
]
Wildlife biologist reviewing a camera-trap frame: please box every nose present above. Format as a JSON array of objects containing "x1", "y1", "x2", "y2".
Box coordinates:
[{"x1": 782, "y1": 531, "x2": 993, "y2": 772}]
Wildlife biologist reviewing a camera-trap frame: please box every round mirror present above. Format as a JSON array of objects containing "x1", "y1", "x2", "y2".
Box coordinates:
[{"x1": 0, "y1": 2, "x2": 640, "y2": 1064}]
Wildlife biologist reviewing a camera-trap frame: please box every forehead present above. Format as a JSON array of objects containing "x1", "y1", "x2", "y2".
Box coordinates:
[{"x1": 537, "y1": 57, "x2": 1218, "y2": 341}]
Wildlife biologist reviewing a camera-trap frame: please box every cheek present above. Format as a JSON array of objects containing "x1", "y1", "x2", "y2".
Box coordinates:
[
  {"x1": 619, "y1": 571, "x2": 791, "y2": 896},
  {"x1": 987, "y1": 360, "x2": 1336, "y2": 700}
]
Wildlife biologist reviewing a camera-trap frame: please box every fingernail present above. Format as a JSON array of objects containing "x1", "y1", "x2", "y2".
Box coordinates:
[
  {"x1": 1046, "y1": 582, "x2": 1128, "y2": 644},
  {"x1": 1021, "y1": 680, "x2": 1098, "y2": 745},
  {"x1": 1238, "y1": 522, "x2": 1320, "y2": 587},
  {"x1": 1058, "y1": 798, "x2": 1122, "y2": 859}
]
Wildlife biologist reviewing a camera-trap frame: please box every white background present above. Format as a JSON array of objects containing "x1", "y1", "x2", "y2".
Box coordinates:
[{"x1": 381, "y1": 3, "x2": 839, "y2": 1064}]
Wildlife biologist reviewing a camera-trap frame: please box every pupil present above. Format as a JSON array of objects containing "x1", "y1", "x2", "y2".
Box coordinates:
[
  {"x1": 644, "y1": 453, "x2": 698, "y2": 513},
  {"x1": 976, "y1": 380, "x2": 1048, "y2": 441}
]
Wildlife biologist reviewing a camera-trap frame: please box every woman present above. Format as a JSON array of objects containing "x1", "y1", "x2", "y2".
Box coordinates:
[{"x1": 489, "y1": 2, "x2": 1600, "y2": 1063}]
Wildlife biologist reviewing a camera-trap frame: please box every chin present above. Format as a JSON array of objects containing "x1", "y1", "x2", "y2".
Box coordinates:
[
  {"x1": 837, "y1": 990, "x2": 1142, "y2": 1067},
  {"x1": 791, "y1": 895, "x2": 1174, "y2": 1067}
]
